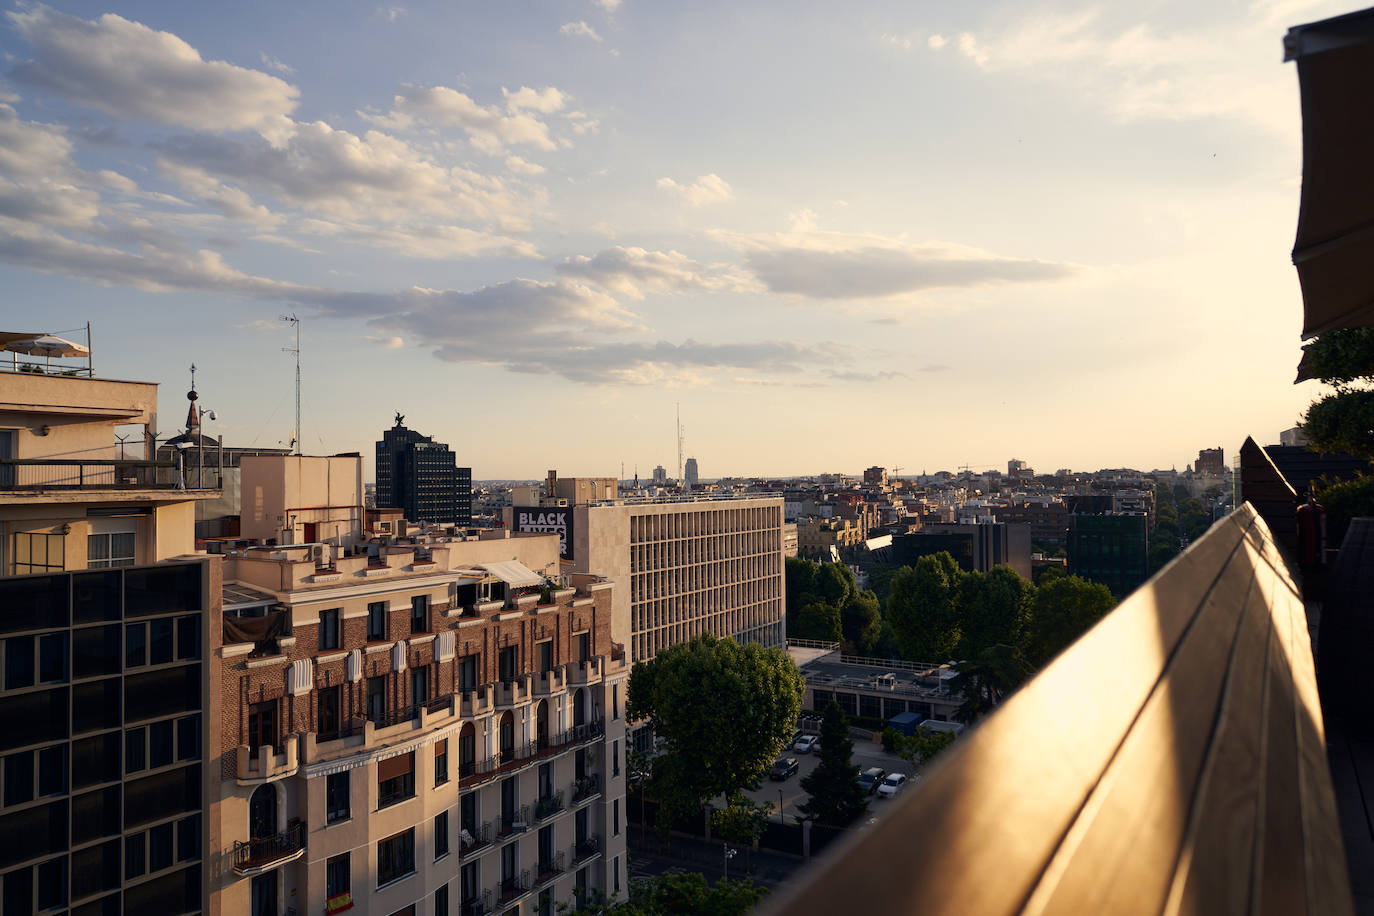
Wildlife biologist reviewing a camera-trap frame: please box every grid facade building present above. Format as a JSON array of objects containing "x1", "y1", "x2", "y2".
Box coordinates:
[
  {"x1": 1068, "y1": 513, "x2": 1150, "y2": 598},
  {"x1": 376, "y1": 421, "x2": 471, "y2": 526},
  {"x1": 571, "y1": 498, "x2": 786, "y2": 663}
]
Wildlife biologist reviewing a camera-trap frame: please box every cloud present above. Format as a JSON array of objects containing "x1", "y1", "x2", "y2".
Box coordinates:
[
  {"x1": 295, "y1": 218, "x2": 539, "y2": 260},
  {"x1": 594, "y1": 0, "x2": 623, "y2": 10},
  {"x1": 656, "y1": 173, "x2": 733, "y2": 206},
  {"x1": 556, "y1": 246, "x2": 756, "y2": 299},
  {"x1": 7, "y1": 6, "x2": 298, "y2": 141},
  {"x1": 379, "y1": 6, "x2": 405, "y2": 23},
  {"x1": 715, "y1": 215, "x2": 1075, "y2": 299},
  {"x1": 560, "y1": 21, "x2": 603, "y2": 41},
  {"x1": 154, "y1": 121, "x2": 536, "y2": 228},
  {"x1": 259, "y1": 53, "x2": 295, "y2": 74},
  {"x1": 928, "y1": 34, "x2": 947, "y2": 50},
  {"x1": 362, "y1": 84, "x2": 563, "y2": 154},
  {"x1": 368, "y1": 335, "x2": 404, "y2": 348},
  {"x1": 505, "y1": 156, "x2": 546, "y2": 176}
]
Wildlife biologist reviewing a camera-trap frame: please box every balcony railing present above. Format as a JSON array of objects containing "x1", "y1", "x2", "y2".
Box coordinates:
[
  {"x1": 425, "y1": 694, "x2": 454, "y2": 716},
  {"x1": 571, "y1": 835, "x2": 599, "y2": 864},
  {"x1": 371, "y1": 705, "x2": 422, "y2": 729},
  {"x1": 497, "y1": 872, "x2": 531, "y2": 905},
  {"x1": 572, "y1": 774, "x2": 600, "y2": 804},
  {"x1": 534, "y1": 790, "x2": 564, "y2": 821},
  {"x1": 459, "y1": 891, "x2": 491, "y2": 916},
  {"x1": 761, "y1": 504, "x2": 1356, "y2": 916},
  {"x1": 232, "y1": 821, "x2": 306, "y2": 875},
  {"x1": 498, "y1": 806, "x2": 530, "y2": 837},
  {"x1": 534, "y1": 852, "x2": 565, "y2": 885},
  {"x1": 460, "y1": 821, "x2": 493, "y2": 855},
  {"x1": 0, "y1": 457, "x2": 196, "y2": 491}
]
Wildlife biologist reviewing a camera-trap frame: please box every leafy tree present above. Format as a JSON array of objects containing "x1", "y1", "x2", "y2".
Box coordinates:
[
  {"x1": 785, "y1": 558, "x2": 821, "y2": 626},
  {"x1": 896, "y1": 725, "x2": 958, "y2": 767},
  {"x1": 886, "y1": 552, "x2": 964, "y2": 661},
  {"x1": 1024, "y1": 575, "x2": 1116, "y2": 667},
  {"x1": 840, "y1": 589, "x2": 882, "y2": 653},
  {"x1": 949, "y1": 643, "x2": 1033, "y2": 723},
  {"x1": 796, "y1": 599, "x2": 841, "y2": 643},
  {"x1": 628, "y1": 634, "x2": 804, "y2": 834},
  {"x1": 562, "y1": 874, "x2": 767, "y2": 916},
  {"x1": 1316, "y1": 474, "x2": 1374, "y2": 546},
  {"x1": 797, "y1": 701, "x2": 868, "y2": 826},
  {"x1": 1298, "y1": 327, "x2": 1374, "y2": 458},
  {"x1": 954, "y1": 566, "x2": 1033, "y2": 659},
  {"x1": 815, "y1": 561, "x2": 856, "y2": 605},
  {"x1": 710, "y1": 791, "x2": 772, "y2": 847}
]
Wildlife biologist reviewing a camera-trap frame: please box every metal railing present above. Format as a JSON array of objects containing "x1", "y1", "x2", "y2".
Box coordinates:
[
  {"x1": 0, "y1": 457, "x2": 190, "y2": 490},
  {"x1": 497, "y1": 871, "x2": 531, "y2": 904},
  {"x1": 534, "y1": 852, "x2": 565, "y2": 884},
  {"x1": 460, "y1": 820, "x2": 493, "y2": 854},
  {"x1": 572, "y1": 835, "x2": 600, "y2": 864},
  {"x1": 425, "y1": 694, "x2": 454, "y2": 716},
  {"x1": 459, "y1": 890, "x2": 491, "y2": 916},
  {"x1": 534, "y1": 790, "x2": 565, "y2": 820},
  {"x1": 371, "y1": 705, "x2": 422, "y2": 729},
  {"x1": 232, "y1": 821, "x2": 305, "y2": 874},
  {"x1": 572, "y1": 773, "x2": 600, "y2": 803},
  {"x1": 498, "y1": 806, "x2": 531, "y2": 837}
]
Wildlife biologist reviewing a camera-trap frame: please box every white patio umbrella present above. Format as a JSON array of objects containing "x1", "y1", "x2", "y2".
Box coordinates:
[{"x1": 4, "y1": 334, "x2": 90, "y2": 369}]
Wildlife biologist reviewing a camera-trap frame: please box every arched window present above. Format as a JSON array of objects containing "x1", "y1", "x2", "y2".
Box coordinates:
[
  {"x1": 249, "y1": 784, "x2": 277, "y2": 840},
  {"x1": 535, "y1": 699, "x2": 550, "y2": 749},
  {"x1": 499, "y1": 711, "x2": 514, "y2": 758},
  {"x1": 573, "y1": 688, "x2": 587, "y2": 728}
]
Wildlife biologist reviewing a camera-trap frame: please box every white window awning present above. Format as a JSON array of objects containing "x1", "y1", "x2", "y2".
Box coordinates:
[{"x1": 479, "y1": 560, "x2": 545, "y2": 588}]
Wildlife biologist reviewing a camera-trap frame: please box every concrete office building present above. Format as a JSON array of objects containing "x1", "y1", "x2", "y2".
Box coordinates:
[
  {"x1": 683, "y1": 459, "x2": 699, "y2": 492},
  {"x1": 376, "y1": 416, "x2": 472, "y2": 526},
  {"x1": 0, "y1": 370, "x2": 222, "y2": 915},
  {"x1": 560, "y1": 497, "x2": 786, "y2": 664},
  {"x1": 215, "y1": 481, "x2": 628, "y2": 916},
  {"x1": 892, "y1": 521, "x2": 1033, "y2": 580}
]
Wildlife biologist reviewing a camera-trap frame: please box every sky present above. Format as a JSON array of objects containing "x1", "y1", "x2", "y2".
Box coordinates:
[{"x1": 0, "y1": 0, "x2": 1354, "y2": 480}]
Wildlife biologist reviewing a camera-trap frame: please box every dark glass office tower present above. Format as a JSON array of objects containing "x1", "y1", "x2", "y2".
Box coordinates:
[
  {"x1": 0, "y1": 559, "x2": 216, "y2": 915},
  {"x1": 375, "y1": 416, "x2": 471, "y2": 525}
]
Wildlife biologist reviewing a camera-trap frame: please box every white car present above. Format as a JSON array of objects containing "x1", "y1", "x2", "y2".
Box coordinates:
[
  {"x1": 793, "y1": 734, "x2": 819, "y2": 754},
  {"x1": 876, "y1": 772, "x2": 907, "y2": 798}
]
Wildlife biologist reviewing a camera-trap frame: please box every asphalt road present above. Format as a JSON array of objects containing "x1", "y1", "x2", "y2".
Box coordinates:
[{"x1": 740, "y1": 733, "x2": 919, "y2": 826}]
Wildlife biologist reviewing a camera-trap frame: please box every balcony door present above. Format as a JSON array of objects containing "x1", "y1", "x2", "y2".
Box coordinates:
[
  {"x1": 250, "y1": 870, "x2": 278, "y2": 916},
  {"x1": 249, "y1": 784, "x2": 277, "y2": 840},
  {"x1": 0, "y1": 429, "x2": 13, "y2": 487}
]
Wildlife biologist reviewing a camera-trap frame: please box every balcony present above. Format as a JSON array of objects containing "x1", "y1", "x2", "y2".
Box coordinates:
[
  {"x1": 571, "y1": 835, "x2": 600, "y2": 866},
  {"x1": 459, "y1": 753, "x2": 500, "y2": 787},
  {"x1": 497, "y1": 674, "x2": 534, "y2": 707},
  {"x1": 533, "y1": 790, "x2": 565, "y2": 821},
  {"x1": 571, "y1": 774, "x2": 600, "y2": 804},
  {"x1": 459, "y1": 821, "x2": 494, "y2": 856},
  {"x1": 460, "y1": 685, "x2": 495, "y2": 718},
  {"x1": 534, "y1": 665, "x2": 567, "y2": 696},
  {"x1": 235, "y1": 734, "x2": 299, "y2": 784},
  {"x1": 0, "y1": 456, "x2": 221, "y2": 497},
  {"x1": 496, "y1": 872, "x2": 531, "y2": 907},
  {"x1": 567, "y1": 656, "x2": 603, "y2": 686},
  {"x1": 459, "y1": 891, "x2": 492, "y2": 916},
  {"x1": 761, "y1": 505, "x2": 1356, "y2": 916},
  {"x1": 497, "y1": 806, "x2": 531, "y2": 838},
  {"x1": 534, "y1": 852, "x2": 565, "y2": 886},
  {"x1": 233, "y1": 821, "x2": 306, "y2": 876}
]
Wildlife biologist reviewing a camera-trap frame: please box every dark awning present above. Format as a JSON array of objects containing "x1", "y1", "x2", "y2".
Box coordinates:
[{"x1": 1287, "y1": 7, "x2": 1374, "y2": 337}]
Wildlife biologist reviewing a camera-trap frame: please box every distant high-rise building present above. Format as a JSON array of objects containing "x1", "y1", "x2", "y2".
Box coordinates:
[
  {"x1": 375, "y1": 414, "x2": 471, "y2": 524},
  {"x1": 1196, "y1": 447, "x2": 1225, "y2": 476},
  {"x1": 652, "y1": 465, "x2": 667, "y2": 485},
  {"x1": 1007, "y1": 458, "x2": 1032, "y2": 479},
  {"x1": 1068, "y1": 513, "x2": 1149, "y2": 598},
  {"x1": 863, "y1": 466, "x2": 888, "y2": 487},
  {"x1": 684, "y1": 457, "x2": 699, "y2": 491}
]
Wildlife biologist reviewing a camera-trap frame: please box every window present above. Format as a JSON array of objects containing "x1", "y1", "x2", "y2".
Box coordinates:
[
  {"x1": 366, "y1": 601, "x2": 387, "y2": 642},
  {"x1": 377, "y1": 828, "x2": 415, "y2": 887},
  {"x1": 434, "y1": 810, "x2": 449, "y2": 860},
  {"x1": 612, "y1": 740, "x2": 620, "y2": 777},
  {"x1": 326, "y1": 852, "x2": 350, "y2": 900},
  {"x1": 434, "y1": 883, "x2": 449, "y2": 916},
  {"x1": 501, "y1": 841, "x2": 517, "y2": 884},
  {"x1": 247, "y1": 700, "x2": 277, "y2": 751},
  {"x1": 326, "y1": 771, "x2": 350, "y2": 824},
  {"x1": 614, "y1": 855, "x2": 621, "y2": 894},
  {"x1": 378, "y1": 752, "x2": 415, "y2": 808},
  {"x1": 613, "y1": 799, "x2": 620, "y2": 835},
  {"x1": 537, "y1": 640, "x2": 553, "y2": 673},
  {"x1": 13, "y1": 531, "x2": 65, "y2": 575},
  {"x1": 498, "y1": 646, "x2": 517, "y2": 683},
  {"x1": 319, "y1": 608, "x2": 340, "y2": 650},
  {"x1": 460, "y1": 792, "x2": 477, "y2": 839},
  {"x1": 577, "y1": 633, "x2": 590, "y2": 662},
  {"x1": 457, "y1": 653, "x2": 478, "y2": 690},
  {"x1": 250, "y1": 869, "x2": 277, "y2": 916},
  {"x1": 318, "y1": 685, "x2": 341, "y2": 738},
  {"x1": 461, "y1": 862, "x2": 479, "y2": 907},
  {"x1": 434, "y1": 739, "x2": 449, "y2": 787},
  {"x1": 613, "y1": 684, "x2": 620, "y2": 719},
  {"x1": 410, "y1": 595, "x2": 429, "y2": 634},
  {"x1": 410, "y1": 666, "x2": 429, "y2": 709},
  {"x1": 367, "y1": 675, "x2": 386, "y2": 723},
  {"x1": 87, "y1": 531, "x2": 135, "y2": 569}
]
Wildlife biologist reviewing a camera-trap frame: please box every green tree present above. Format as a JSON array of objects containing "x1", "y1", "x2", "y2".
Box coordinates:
[
  {"x1": 1024, "y1": 575, "x2": 1116, "y2": 667},
  {"x1": 628, "y1": 634, "x2": 804, "y2": 834},
  {"x1": 562, "y1": 874, "x2": 767, "y2": 916},
  {"x1": 797, "y1": 701, "x2": 868, "y2": 826},
  {"x1": 954, "y1": 566, "x2": 1034, "y2": 659},
  {"x1": 815, "y1": 562, "x2": 856, "y2": 605},
  {"x1": 897, "y1": 725, "x2": 958, "y2": 767},
  {"x1": 785, "y1": 558, "x2": 821, "y2": 626},
  {"x1": 885, "y1": 552, "x2": 964, "y2": 661},
  {"x1": 840, "y1": 589, "x2": 882, "y2": 653},
  {"x1": 796, "y1": 599, "x2": 841, "y2": 643},
  {"x1": 710, "y1": 791, "x2": 772, "y2": 847},
  {"x1": 1299, "y1": 327, "x2": 1374, "y2": 458},
  {"x1": 949, "y1": 643, "x2": 1033, "y2": 723}
]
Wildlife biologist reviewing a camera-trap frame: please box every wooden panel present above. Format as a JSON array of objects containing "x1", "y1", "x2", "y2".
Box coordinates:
[{"x1": 762, "y1": 505, "x2": 1354, "y2": 916}]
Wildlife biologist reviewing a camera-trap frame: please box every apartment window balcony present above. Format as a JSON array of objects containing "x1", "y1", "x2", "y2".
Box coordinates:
[
  {"x1": 498, "y1": 806, "x2": 530, "y2": 838},
  {"x1": 571, "y1": 774, "x2": 600, "y2": 805},
  {"x1": 567, "y1": 656, "x2": 603, "y2": 686},
  {"x1": 233, "y1": 821, "x2": 306, "y2": 876},
  {"x1": 571, "y1": 835, "x2": 600, "y2": 865},
  {"x1": 534, "y1": 852, "x2": 564, "y2": 886},
  {"x1": 496, "y1": 872, "x2": 531, "y2": 907},
  {"x1": 459, "y1": 821, "x2": 494, "y2": 855},
  {"x1": 459, "y1": 753, "x2": 500, "y2": 787},
  {"x1": 459, "y1": 891, "x2": 492, "y2": 916},
  {"x1": 533, "y1": 790, "x2": 564, "y2": 821},
  {"x1": 235, "y1": 735, "x2": 299, "y2": 785}
]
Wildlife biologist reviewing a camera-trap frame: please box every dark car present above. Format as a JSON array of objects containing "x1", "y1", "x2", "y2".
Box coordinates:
[
  {"x1": 857, "y1": 766, "x2": 886, "y2": 794},
  {"x1": 769, "y1": 757, "x2": 799, "y2": 780}
]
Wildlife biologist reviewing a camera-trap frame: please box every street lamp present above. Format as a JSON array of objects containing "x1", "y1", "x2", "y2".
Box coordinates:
[
  {"x1": 722, "y1": 844, "x2": 736, "y2": 881},
  {"x1": 778, "y1": 789, "x2": 784, "y2": 824}
]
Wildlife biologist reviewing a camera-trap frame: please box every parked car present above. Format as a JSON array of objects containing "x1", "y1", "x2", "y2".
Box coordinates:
[
  {"x1": 794, "y1": 734, "x2": 819, "y2": 754},
  {"x1": 857, "y1": 767, "x2": 886, "y2": 794},
  {"x1": 769, "y1": 757, "x2": 800, "y2": 780},
  {"x1": 876, "y1": 772, "x2": 908, "y2": 798}
]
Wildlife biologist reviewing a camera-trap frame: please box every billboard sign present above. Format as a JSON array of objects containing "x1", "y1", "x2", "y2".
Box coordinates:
[{"x1": 512, "y1": 506, "x2": 574, "y2": 560}]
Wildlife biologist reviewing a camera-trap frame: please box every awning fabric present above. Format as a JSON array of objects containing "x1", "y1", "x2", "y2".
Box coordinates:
[
  {"x1": 1287, "y1": 7, "x2": 1374, "y2": 337},
  {"x1": 478, "y1": 560, "x2": 545, "y2": 588}
]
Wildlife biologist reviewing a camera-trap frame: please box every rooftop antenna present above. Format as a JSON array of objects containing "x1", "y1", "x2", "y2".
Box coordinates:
[
  {"x1": 281, "y1": 314, "x2": 300, "y2": 455},
  {"x1": 676, "y1": 402, "x2": 683, "y2": 483}
]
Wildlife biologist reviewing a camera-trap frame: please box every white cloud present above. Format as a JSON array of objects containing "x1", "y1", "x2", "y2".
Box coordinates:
[
  {"x1": 928, "y1": 34, "x2": 947, "y2": 50},
  {"x1": 715, "y1": 216, "x2": 1075, "y2": 300},
  {"x1": 560, "y1": 21, "x2": 603, "y2": 42},
  {"x1": 295, "y1": 218, "x2": 540, "y2": 260},
  {"x1": 505, "y1": 156, "x2": 546, "y2": 176},
  {"x1": 259, "y1": 52, "x2": 295, "y2": 75},
  {"x1": 957, "y1": 32, "x2": 988, "y2": 67},
  {"x1": 556, "y1": 246, "x2": 756, "y2": 299},
  {"x1": 503, "y1": 86, "x2": 566, "y2": 114},
  {"x1": 594, "y1": 0, "x2": 623, "y2": 10},
  {"x1": 362, "y1": 85, "x2": 562, "y2": 154},
  {"x1": 379, "y1": 6, "x2": 405, "y2": 23},
  {"x1": 368, "y1": 335, "x2": 404, "y2": 348},
  {"x1": 656, "y1": 173, "x2": 733, "y2": 206},
  {"x1": 7, "y1": 6, "x2": 298, "y2": 142}
]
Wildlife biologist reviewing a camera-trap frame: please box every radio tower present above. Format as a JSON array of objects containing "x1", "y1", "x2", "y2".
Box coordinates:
[
  {"x1": 281, "y1": 314, "x2": 301, "y2": 455},
  {"x1": 676, "y1": 402, "x2": 683, "y2": 483}
]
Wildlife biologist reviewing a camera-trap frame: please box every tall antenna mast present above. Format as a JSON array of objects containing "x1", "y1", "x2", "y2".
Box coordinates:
[
  {"x1": 676, "y1": 402, "x2": 683, "y2": 483},
  {"x1": 281, "y1": 314, "x2": 301, "y2": 455}
]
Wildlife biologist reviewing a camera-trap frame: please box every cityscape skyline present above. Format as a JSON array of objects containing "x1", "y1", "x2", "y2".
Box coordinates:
[{"x1": 0, "y1": 0, "x2": 1347, "y2": 478}]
